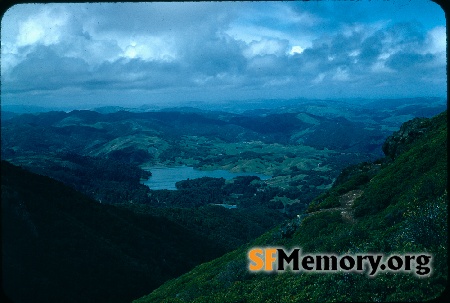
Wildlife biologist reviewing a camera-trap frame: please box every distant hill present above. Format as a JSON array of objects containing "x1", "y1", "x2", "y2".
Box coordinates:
[
  {"x1": 3, "y1": 99, "x2": 444, "y2": 161},
  {"x1": 1, "y1": 161, "x2": 225, "y2": 303},
  {"x1": 0, "y1": 111, "x2": 19, "y2": 121},
  {"x1": 135, "y1": 110, "x2": 447, "y2": 302}
]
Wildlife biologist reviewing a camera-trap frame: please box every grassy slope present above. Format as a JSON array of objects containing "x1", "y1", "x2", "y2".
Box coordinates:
[
  {"x1": 1, "y1": 161, "x2": 225, "y2": 303},
  {"x1": 135, "y1": 111, "x2": 447, "y2": 302}
]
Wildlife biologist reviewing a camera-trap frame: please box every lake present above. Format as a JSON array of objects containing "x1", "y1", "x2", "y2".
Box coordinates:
[{"x1": 141, "y1": 166, "x2": 271, "y2": 190}]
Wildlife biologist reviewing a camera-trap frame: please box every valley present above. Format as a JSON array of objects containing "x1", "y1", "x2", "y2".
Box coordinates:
[
  {"x1": 1, "y1": 97, "x2": 447, "y2": 303},
  {"x1": 3, "y1": 97, "x2": 444, "y2": 208}
]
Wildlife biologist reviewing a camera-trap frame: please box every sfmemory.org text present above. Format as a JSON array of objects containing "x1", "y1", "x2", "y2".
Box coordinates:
[{"x1": 248, "y1": 247, "x2": 432, "y2": 277}]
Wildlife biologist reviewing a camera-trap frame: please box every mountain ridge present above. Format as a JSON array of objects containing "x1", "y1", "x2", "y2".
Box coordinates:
[{"x1": 1, "y1": 160, "x2": 225, "y2": 303}]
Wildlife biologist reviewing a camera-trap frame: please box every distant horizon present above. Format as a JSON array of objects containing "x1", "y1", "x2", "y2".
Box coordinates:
[{"x1": 1, "y1": 96, "x2": 446, "y2": 114}]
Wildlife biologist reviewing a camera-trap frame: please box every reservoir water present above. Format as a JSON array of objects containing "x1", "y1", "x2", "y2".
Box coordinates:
[{"x1": 142, "y1": 166, "x2": 271, "y2": 190}]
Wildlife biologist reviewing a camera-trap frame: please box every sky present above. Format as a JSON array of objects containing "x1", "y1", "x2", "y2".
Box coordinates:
[{"x1": 1, "y1": 1, "x2": 447, "y2": 109}]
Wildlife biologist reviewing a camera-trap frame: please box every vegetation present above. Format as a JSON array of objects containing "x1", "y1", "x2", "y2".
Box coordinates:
[
  {"x1": 1, "y1": 100, "x2": 446, "y2": 302},
  {"x1": 135, "y1": 111, "x2": 447, "y2": 302},
  {"x1": 121, "y1": 204, "x2": 286, "y2": 251},
  {"x1": 1, "y1": 161, "x2": 225, "y2": 303},
  {"x1": 2, "y1": 103, "x2": 427, "y2": 186},
  {"x1": 10, "y1": 152, "x2": 152, "y2": 205}
]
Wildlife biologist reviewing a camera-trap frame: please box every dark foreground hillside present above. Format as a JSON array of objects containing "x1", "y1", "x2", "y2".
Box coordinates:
[
  {"x1": 136, "y1": 111, "x2": 447, "y2": 302},
  {"x1": 1, "y1": 161, "x2": 225, "y2": 303}
]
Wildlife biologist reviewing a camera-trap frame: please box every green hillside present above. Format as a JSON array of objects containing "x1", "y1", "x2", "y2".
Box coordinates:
[
  {"x1": 1, "y1": 161, "x2": 225, "y2": 303},
  {"x1": 135, "y1": 111, "x2": 447, "y2": 302}
]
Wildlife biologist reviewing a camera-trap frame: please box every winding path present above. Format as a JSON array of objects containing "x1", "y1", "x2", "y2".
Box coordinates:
[{"x1": 308, "y1": 189, "x2": 363, "y2": 223}]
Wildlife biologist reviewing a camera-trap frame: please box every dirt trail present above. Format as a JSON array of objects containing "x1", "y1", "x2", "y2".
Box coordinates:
[
  {"x1": 309, "y1": 189, "x2": 363, "y2": 224},
  {"x1": 338, "y1": 189, "x2": 363, "y2": 223}
]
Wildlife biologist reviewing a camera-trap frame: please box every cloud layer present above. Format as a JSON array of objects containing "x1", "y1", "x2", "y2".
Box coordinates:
[{"x1": 1, "y1": 1, "x2": 446, "y2": 107}]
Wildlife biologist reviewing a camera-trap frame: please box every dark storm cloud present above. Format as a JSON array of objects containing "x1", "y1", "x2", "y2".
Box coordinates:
[
  {"x1": 182, "y1": 33, "x2": 247, "y2": 77},
  {"x1": 386, "y1": 52, "x2": 435, "y2": 71},
  {"x1": 7, "y1": 46, "x2": 90, "y2": 92},
  {"x1": 92, "y1": 58, "x2": 188, "y2": 90},
  {"x1": 1, "y1": 1, "x2": 446, "y2": 107},
  {"x1": 87, "y1": 2, "x2": 237, "y2": 35}
]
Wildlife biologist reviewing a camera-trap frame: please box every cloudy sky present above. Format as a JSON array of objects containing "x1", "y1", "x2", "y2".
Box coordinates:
[{"x1": 1, "y1": 1, "x2": 447, "y2": 109}]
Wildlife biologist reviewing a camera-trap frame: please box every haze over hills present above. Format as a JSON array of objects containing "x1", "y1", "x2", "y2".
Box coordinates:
[{"x1": 2, "y1": 96, "x2": 445, "y2": 116}]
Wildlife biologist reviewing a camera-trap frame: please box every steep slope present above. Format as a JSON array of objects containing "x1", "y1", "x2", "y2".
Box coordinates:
[
  {"x1": 1, "y1": 161, "x2": 225, "y2": 303},
  {"x1": 135, "y1": 111, "x2": 447, "y2": 302}
]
